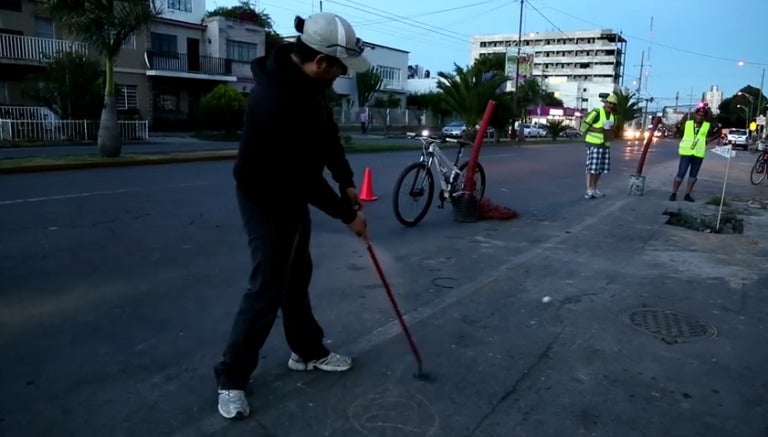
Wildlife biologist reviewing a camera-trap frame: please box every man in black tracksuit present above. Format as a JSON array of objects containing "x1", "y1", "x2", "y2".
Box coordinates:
[{"x1": 214, "y1": 12, "x2": 372, "y2": 419}]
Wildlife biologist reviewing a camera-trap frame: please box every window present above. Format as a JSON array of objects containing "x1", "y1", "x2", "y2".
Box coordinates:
[
  {"x1": 375, "y1": 65, "x2": 402, "y2": 89},
  {"x1": 0, "y1": 0, "x2": 22, "y2": 12},
  {"x1": 116, "y1": 84, "x2": 138, "y2": 110},
  {"x1": 151, "y1": 32, "x2": 177, "y2": 54},
  {"x1": 110, "y1": 31, "x2": 135, "y2": 49},
  {"x1": 167, "y1": 0, "x2": 191, "y2": 12},
  {"x1": 226, "y1": 41, "x2": 258, "y2": 62},
  {"x1": 35, "y1": 17, "x2": 54, "y2": 39},
  {"x1": 0, "y1": 81, "x2": 8, "y2": 104}
]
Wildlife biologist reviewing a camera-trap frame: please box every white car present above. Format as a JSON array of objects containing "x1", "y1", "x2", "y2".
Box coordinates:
[
  {"x1": 726, "y1": 128, "x2": 750, "y2": 150},
  {"x1": 441, "y1": 121, "x2": 496, "y2": 139}
]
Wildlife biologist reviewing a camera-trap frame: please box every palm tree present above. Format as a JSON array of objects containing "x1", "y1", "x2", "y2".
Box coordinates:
[
  {"x1": 40, "y1": 0, "x2": 162, "y2": 157},
  {"x1": 437, "y1": 64, "x2": 507, "y2": 141},
  {"x1": 612, "y1": 90, "x2": 643, "y2": 137}
]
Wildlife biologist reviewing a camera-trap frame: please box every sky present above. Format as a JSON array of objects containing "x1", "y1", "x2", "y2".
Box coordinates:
[{"x1": 212, "y1": 0, "x2": 768, "y2": 112}]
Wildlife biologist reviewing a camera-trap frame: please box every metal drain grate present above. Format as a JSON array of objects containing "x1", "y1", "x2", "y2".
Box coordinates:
[{"x1": 624, "y1": 308, "x2": 717, "y2": 343}]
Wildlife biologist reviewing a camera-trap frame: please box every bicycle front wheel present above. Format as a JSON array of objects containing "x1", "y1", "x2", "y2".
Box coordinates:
[
  {"x1": 750, "y1": 153, "x2": 767, "y2": 185},
  {"x1": 452, "y1": 161, "x2": 486, "y2": 200},
  {"x1": 392, "y1": 162, "x2": 434, "y2": 227}
]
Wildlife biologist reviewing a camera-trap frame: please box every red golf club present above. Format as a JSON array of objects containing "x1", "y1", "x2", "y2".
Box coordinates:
[{"x1": 364, "y1": 238, "x2": 433, "y2": 381}]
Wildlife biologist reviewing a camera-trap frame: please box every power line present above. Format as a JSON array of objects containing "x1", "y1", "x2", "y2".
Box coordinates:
[
  {"x1": 354, "y1": 0, "x2": 505, "y2": 26},
  {"x1": 543, "y1": 4, "x2": 768, "y2": 67},
  {"x1": 324, "y1": 0, "x2": 472, "y2": 42}
]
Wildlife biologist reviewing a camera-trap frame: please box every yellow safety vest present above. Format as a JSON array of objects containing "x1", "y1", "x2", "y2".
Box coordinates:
[
  {"x1": 581, "y1": 107, "x2": 615, "y2": 147},
  {"x1": 678, "y1": 120, "x2": 710, "y2": 158}
]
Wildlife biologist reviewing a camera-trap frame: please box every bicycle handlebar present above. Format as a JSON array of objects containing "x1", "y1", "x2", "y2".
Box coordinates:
[{"x1": 405, "y1": 132, "x2": 472, "y2": 147}]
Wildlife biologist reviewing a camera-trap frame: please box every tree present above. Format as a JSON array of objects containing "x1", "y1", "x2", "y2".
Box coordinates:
[
  {"x1": 469, "y1": 53, "x2": 505, "y2": 78},
  {"x1": 197, "y1": 84, "x2": 246, "y2": 134},
  {"x1": 206, "y1": 1, "x2": 283, "y2": 55},
  {"x1": 545, "y1": 119, "x2": 569, "y2": 140},
  {"x1": 22, "y1": 52, "x2": 103, "y2": 120},
  {"x1": 355, "y1": 68, "x2": 383, "y2": 110},
  {"x1": 717, "y1": 86, "x2": 767, "y2": 128},
  {"x1": 40, "y1": 0, "x2": 161, "y2": 157},
  {"x1": 611, "y1": 90, "x2": 643, "y2": 137},
  {"x1": 437, "y1": 64, "x2": 507, "y2": 140},
  {"x1": 371, "y1": 93, "x2": 400, "y2": 134}
]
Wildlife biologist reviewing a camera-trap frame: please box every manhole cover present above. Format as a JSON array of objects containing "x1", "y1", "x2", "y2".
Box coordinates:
[{"x1": 623, "y1": 308, "x2": 717, "y2": 343}]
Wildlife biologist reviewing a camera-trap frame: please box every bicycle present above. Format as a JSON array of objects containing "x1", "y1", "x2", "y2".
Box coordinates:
[
  {"x1": 749, "y1": 141, "x2": 767, "y2": 185},
  {"x1": 392, "y1": 131, "x2": 486, "y2": 227}
]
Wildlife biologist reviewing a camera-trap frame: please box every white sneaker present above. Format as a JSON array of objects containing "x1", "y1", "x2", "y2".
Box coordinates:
[
  {"x1": 218, "y1": 389, "x2": 250, "y2": 419},
  {"x1": 288, "y1": 352, "x2": 352, "y2": 372},
  {"x1": 584, "y1": 189, "x2": 596, "y2": 199},
  {"x1": 593, "y1": 189, "x2": 606, "y2": 198}
]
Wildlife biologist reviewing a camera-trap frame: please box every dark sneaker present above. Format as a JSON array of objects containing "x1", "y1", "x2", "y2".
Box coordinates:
[
  {"x1": 669, "y1": 193, "x2": 677, "y2": 201},
  {"x1": 288, "y1": 352, "x2": 352, "y2": 372},
  {"x1": 684, "y1": 194, "x2": 695, "y2": 202},
  {"x1": 218, "y1": 389, "x2": 250, "y2": 419}
]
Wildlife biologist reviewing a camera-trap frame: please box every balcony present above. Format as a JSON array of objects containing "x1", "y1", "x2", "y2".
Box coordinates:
[
  {"x1": 0, "y1": 34, "x2": 88, "y2": 64},
  {"x1": 144, "y1": 50, "x2": 236, "y2": 81}
]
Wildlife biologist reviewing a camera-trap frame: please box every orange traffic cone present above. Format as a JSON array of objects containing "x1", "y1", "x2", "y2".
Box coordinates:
[{"x1": 359, "y1": 167, "x2": 378, "y2": 201}]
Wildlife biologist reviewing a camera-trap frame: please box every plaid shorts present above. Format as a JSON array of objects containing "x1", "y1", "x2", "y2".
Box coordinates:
[{"x1": 585, "y1": 146, "x2": 610, "y2": 174}]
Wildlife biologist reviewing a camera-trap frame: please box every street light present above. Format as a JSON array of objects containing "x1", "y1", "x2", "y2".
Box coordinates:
[{"x1": 738, "y1": 61, "x2": 766, "y2": 137}]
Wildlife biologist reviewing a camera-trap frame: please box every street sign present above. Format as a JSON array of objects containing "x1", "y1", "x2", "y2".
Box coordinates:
[
  {"x1": 757, "y1": 115, "x2": 766, "y2": 126},
  {"x1": 750, "y1": 121, "x2": 758, "y2": 131}
]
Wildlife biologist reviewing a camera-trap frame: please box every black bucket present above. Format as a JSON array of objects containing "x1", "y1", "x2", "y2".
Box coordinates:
[{"x1": 452, "y1": 194, "x2": 479, "y2": 223}]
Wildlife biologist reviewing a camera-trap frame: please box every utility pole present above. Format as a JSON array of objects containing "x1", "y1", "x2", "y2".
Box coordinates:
[
  {"x1": 674, "y1": 91, "x2": 679, "y2": 108},
  {"x1": 319, "y1": 0, "x2": 323, "y2": 12},
  {"x1": 513, "y1": 0, "x2": 524, "y2": 141},
  {"x1": 635, "y1": 50, "x2": 644, "y2": 95}
]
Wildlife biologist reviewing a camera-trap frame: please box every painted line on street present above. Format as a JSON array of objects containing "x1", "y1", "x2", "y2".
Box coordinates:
[{"x1": 0, "y1": 182, "x2": 208, "y2": 205}]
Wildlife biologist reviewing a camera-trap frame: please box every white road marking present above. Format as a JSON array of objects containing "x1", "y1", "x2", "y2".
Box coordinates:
[{"x1": 0, "y1": 182, "x2": 208, "y2": 205}]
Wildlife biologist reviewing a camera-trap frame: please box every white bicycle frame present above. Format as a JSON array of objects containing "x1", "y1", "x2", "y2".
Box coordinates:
[{"x1": 411, "y1": 134, "x2": 467, "y2": 199}]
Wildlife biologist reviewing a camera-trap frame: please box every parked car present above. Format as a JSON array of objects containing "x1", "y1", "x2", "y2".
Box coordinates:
[
  {"x1": 522, "y1": 124, "x2": 547, "y2": 138},
  {"x1": 560, "y1": 127, "x2": 581, "y2": 138},
  {"x1": 726, "y1": 128, "x2": 750, "y2": 150},
  {"x1": 441, "y1": 120, "x2": 495, "y2": 139}
]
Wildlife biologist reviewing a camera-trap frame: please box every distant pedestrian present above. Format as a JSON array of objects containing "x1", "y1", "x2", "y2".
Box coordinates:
[
  {"x1": 669, "y1": 103, "x2": 720, "y2": 202},
  {"x1": 215, "y1": 11, "x2": 371, "y2": 420},
  {"x1": 360, "y1": 110, "x2": 369, "y2": 134},
  {"x1": 579, "y1": 93, "x2": 618, "y2": 199}
]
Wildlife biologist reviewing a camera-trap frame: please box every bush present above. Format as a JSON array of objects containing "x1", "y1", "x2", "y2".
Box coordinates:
[{"x1": 197, "y1": 84, "x2": 246, "y2": 134}]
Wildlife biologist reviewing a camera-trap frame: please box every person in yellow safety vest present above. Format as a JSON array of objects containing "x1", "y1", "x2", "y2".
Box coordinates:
[
  {"x1": 669, "y1": 103, "x2": 720, "y2": 202},
  {"x1": 579, "y1": 93, "x2": 618, "y2": 199}
]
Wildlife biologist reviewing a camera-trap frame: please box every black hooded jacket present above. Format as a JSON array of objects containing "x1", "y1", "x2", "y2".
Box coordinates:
[{"x1": 233, "y1": 43, "x2": 357, "y2": 224}]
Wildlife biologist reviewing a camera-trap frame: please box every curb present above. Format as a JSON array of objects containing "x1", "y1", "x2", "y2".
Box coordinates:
[{"x1": 0, "y1": 150, "x2": 238, "y2": 174}]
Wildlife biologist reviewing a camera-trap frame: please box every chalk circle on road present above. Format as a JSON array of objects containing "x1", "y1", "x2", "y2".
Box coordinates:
[{"x1": 348, "y1": 390, "x2": 439, "y2": 436}]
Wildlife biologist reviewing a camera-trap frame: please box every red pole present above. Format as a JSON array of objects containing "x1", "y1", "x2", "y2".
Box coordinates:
[
  {"x1": 635, "y1": 116, "x2": 662, "y2": 176},
  {"x1": 463, "y1": 100, "x2": 497, "y2": 195}
]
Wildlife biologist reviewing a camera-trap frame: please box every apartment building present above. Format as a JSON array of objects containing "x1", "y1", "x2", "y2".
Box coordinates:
[
  {"x1": 115, "y1": 0, "x2": 263, "y2": 130},
  {"x1": 1, "y1": 0, "x2": 264, "y2": 130},
  {"x1": 470, "y1": 29, "x2": 627, "y2": 110},
  {"x1": 0, "y1": 0, "x2": 87, "y2": 110}
]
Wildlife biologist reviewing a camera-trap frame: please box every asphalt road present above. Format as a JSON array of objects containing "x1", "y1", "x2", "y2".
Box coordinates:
[{"x1": 5, "y1": 139, "x2": 766, "y2": 436}]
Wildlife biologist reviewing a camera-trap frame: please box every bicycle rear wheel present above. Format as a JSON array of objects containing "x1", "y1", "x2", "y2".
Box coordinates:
[
  {"x1": 392, "y1": 162, "x2": 435, "y2": 227},
  {"x1": 452, "y1": 161, "x2": 486, "y2": 201},
  {"x1": 750, "y1": 153, "x2": 767, "y2": 185}
]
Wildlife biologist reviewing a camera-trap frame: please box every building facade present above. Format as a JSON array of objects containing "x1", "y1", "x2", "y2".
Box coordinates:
[
  {"x1": 0, "y1": 0, "x2": 87, "y2": 109},
  {"x1": 470, "y1": 29, "x2": 627, "y2": 111},
  {"x1": 1, "y1": 0, "x2": 264, "y2": 130},
  {"x1": 704, "y1": 85, "x2": 723, "y2": 115}
]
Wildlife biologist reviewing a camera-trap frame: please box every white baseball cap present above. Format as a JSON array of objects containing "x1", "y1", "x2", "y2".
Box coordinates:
[{"x1": 295, "y1": 13, "x2": 371, "y2": 73}]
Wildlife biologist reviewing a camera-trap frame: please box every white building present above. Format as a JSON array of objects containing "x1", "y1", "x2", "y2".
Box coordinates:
[
  {"x1": 204, "y1": 16, "x2": 265, "y2": 94},
  {"x1": 285, "y1": 36, "x2": 409, "y2": 124},
  {"x1": 704, "y1": 85, "x2": 723, "y2": 114},
  {"x1": 470, "y1": 29, "x2": 627, "y2": 110}
]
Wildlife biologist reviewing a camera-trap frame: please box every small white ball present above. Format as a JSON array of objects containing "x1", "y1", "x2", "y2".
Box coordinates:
[{"x1": 542, "y1": 296, "x2": 552, "y2": 303}]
